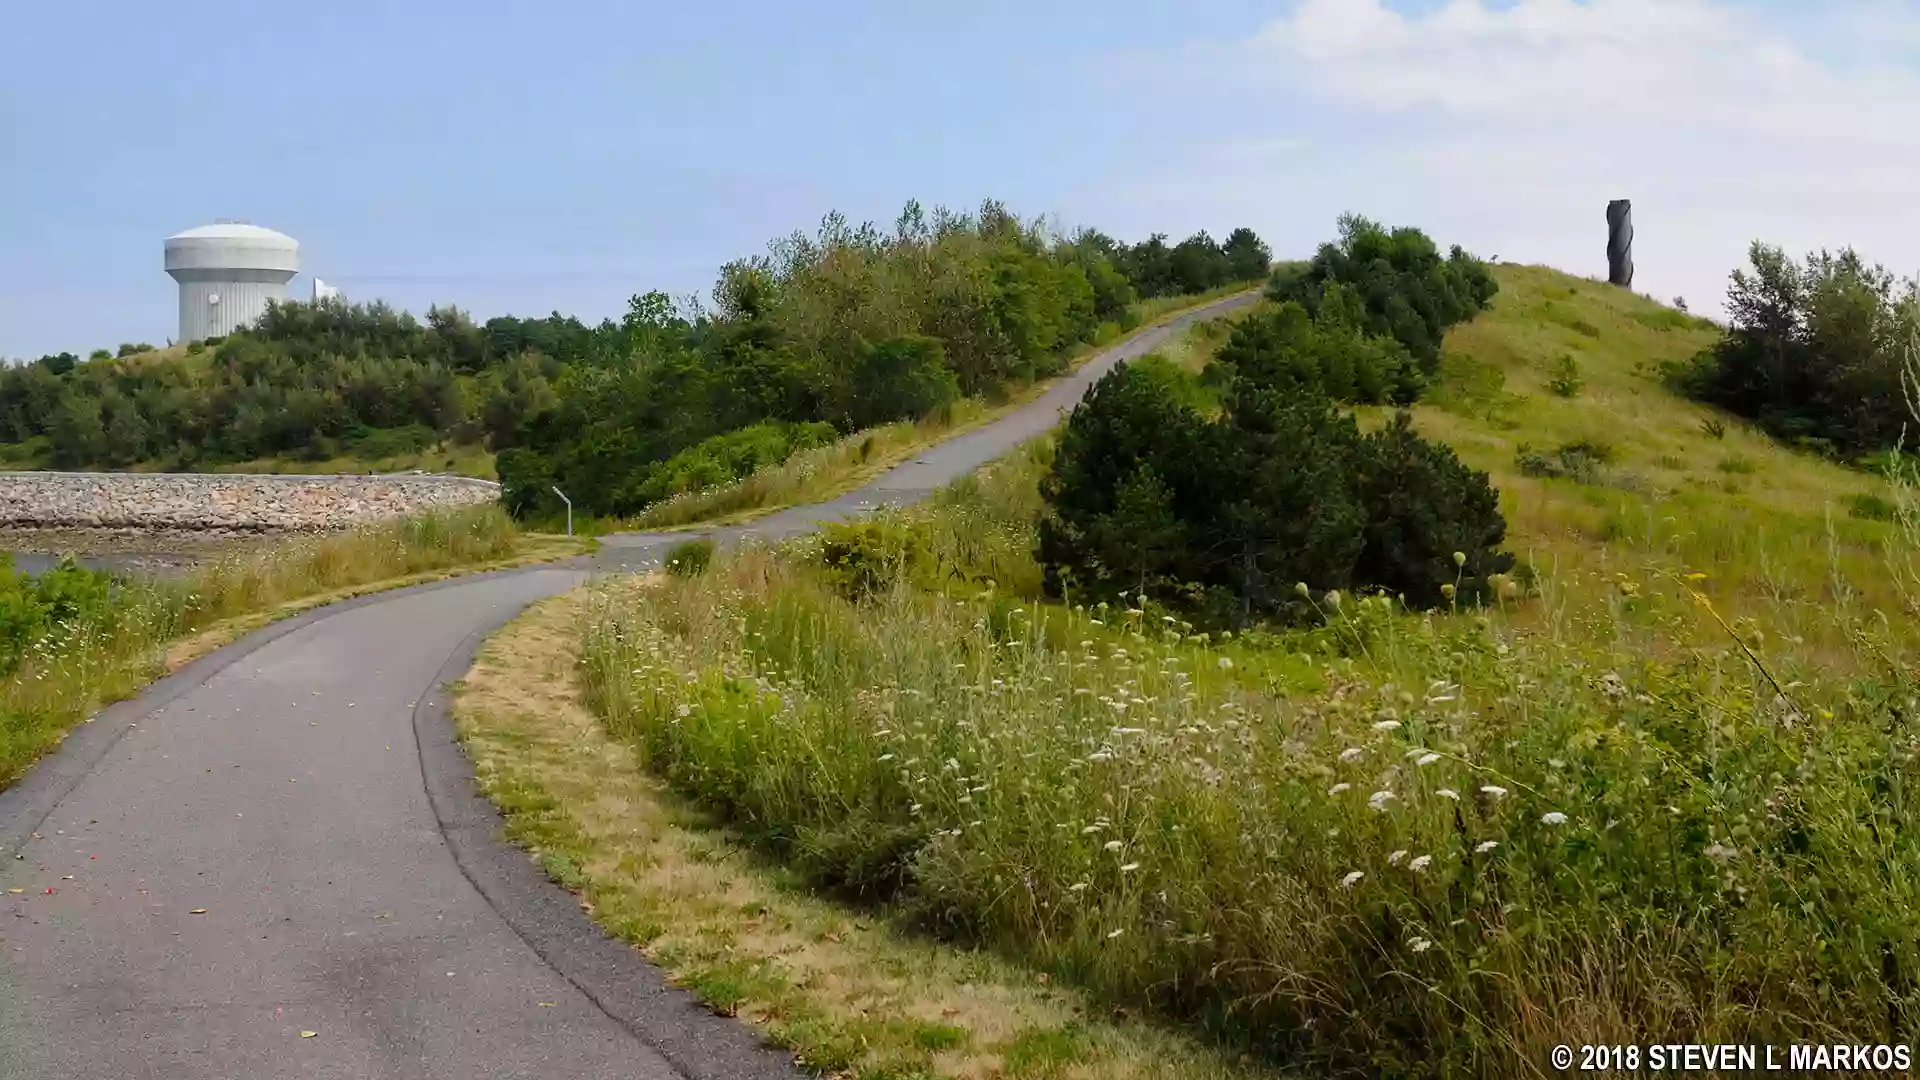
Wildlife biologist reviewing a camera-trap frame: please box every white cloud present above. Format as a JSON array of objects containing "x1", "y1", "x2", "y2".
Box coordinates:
[{"x1": 1095, "y1": 0, "x2": 1920, "y2": 316}]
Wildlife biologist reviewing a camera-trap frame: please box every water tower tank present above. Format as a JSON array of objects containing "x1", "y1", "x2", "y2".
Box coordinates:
[{"x1": 164, "y1": 221, "x2": 300, "y2": 343}]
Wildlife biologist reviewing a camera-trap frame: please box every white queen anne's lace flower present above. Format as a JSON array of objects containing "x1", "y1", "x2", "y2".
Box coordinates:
[
  {"x1": 1340, "y1": 871, "x2": 1364, "y2": 888},
  {"x1": 1409, "y1": 855, "x2": 1432, "y2": 872},
  {"x1": 1541, "y1": 811, "x2": 1568, "y2": 826}
]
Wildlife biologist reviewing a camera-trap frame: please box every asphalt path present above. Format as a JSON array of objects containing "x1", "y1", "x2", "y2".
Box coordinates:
[{"x1": 0, "y1": 290, "x2": 1257, "y2": 1079}]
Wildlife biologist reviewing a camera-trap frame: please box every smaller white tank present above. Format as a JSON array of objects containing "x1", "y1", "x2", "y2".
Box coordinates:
[{"x1": 164, "y1": 222, "x2": 300, "y2": 342}]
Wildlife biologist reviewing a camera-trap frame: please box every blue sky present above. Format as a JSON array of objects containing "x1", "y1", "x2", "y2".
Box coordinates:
[{"x1": 6, "y1": 0, "x2": 1919, "y2": 358}]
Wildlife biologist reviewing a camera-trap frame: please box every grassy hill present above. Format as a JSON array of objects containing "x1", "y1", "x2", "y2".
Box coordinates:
[
  {"x1": 1401, "y1": 264, "x2": 1910, "y2": 672},
  {"x1": 516, "y1": 259, "x2": 1920, "y2": 1077}
]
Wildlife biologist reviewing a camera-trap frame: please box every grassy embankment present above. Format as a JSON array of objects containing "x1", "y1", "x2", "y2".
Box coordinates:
[
  {"x1": 458, "y1": 261, "x2": 1920, "y2": 1076},
  {"x1": 0, "y1": 506, "x2": 587, "y2": 788}
]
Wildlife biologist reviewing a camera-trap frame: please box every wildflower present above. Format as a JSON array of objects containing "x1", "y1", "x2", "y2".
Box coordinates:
[
  {"x1": 1372, "y1": 719, "x2": 1402, "y2": 732},
  {"x1": 1069, "y1": 882, "x2": 1089, "y2": 892},
  {"x1": 1368, "y1": 790, "x2": 1396, "y2": 812},
  {"x1": 1480, "y1": 785, "x2": 1508, "y2": 799},
  {"x1": 1416, "y1": 753, "x2": 1441, "y2": 767},
  {"x1": 1340, "y1": 871, "x2": 1364, "y2": 888},
  {"x1": 1295, "y1": 581, "x2": 1310, "y2": 598},
  {"x1": 1327, "y1": 783, "x2": 1352, "y2": 796},
  {"x1": 1103, "y1": 840, "x2": 1123, "y2": 851},
  {"x1": 1541, "y1": 811, "x2": 1568, "y2": 826},
  {"x1": 1325, "y1": 590, "x2": 1343, "y2": 610},
  {"x1": 1107, "y1": 928, "x2": 1125, "y2": 939},
  {"x1": 1409, "y1": 936, "x2": 1433, "y2": 953},
  {"x1": 1409, "y1": 855, "x2": 1432, "y2": 872},
  {"x1": 1704, "y1": 842, "x2": 1738, "y2": 861},
  {"x1": 1387, "y1": 850, "x2": 1408, "y2": 866},
  {"x1": 1452, "y1": 551, "x2": 1467, "y2": 568},
  {"x1": 1436, "y1": 788, "x2": 1460, "y2": 801},
  {"x1": 1217, "y1": 656, "x2": 1233, "y2": 670},
  {"x1": 1120, "y1": 862, "x2": 1140, "y2": 873},
  {"x1": 1475, "y1": 840, "x2": 1499, "y2": 854},
  {"x1": 675, "y1": 703, "x2": 692, "y2": 718},
  {"x1": 1440, "y1": 583, "x2": 1456, "y2": 600}
]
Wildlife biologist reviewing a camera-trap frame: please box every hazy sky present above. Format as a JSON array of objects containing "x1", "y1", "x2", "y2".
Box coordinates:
[{"x1": 5, "y1": 0, "x2": 1919, "y2": 358}]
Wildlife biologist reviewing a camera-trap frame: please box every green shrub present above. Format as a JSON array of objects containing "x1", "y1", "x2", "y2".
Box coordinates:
[
  {"x1": 1515, "y1": 441, "x2": 1616, "y2": 484},
  {"x1": 846, "y1": 335, "x2": 961, "y2": 430},
  {"x1": 1037, "y1": 362, "x2": 1512, "y2": 624},
  {"x1": 1213, "y1": 299, "x2": 1418, "y2": 404},
  {"x1": 664, "y1": 538, "x2": 715, "y2": 577},
  {"x1": 1547, "y1": 353, "x2": 1584, "y2": 397},
  {"x1": 0, "y1": 556, "x2": 120, "y2": 676},
  {"x1": 1266, "y1": 214, "x2": 1497, "y2": 379},
  {"x1": 1847, "y1": 491, "x2": 1899, "y2": 521},
  {"x1": 344, "y1": 423, "x2": 438, "y2": 460},
  {"x1": 1356, "y1": 413, "x2": 1515, "y2": 607},
  {"x1": 817, "y1": 516, "x2": 927, "y2": 601}
]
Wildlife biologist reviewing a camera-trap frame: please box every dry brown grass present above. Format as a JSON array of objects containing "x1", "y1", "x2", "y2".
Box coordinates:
[{"x1": 452, "y1": 583, "x2": 1281, "y2": 1080}]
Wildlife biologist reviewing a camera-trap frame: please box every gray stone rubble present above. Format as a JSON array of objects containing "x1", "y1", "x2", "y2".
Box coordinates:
[{"x1": 0, "y1": 472, "x2": 500, "y2": 532}]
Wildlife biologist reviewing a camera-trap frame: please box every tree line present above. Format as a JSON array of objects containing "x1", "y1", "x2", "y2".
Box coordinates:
[{"x1": 0, "y1": 203, "x2": 1272, "y2": 509}]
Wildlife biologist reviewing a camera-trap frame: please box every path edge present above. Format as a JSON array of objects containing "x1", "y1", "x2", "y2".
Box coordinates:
[{"x1": 412, "y1": 578, "x2": 807, "y2": 1080}]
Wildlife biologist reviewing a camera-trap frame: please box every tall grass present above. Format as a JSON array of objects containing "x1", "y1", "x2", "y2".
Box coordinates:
[
  {"x1": 573, "y1": 285, "x2": 1920, "y2": 1075},
  {"x1": 0, "y1": 504, "x2": 520, "y2": 785},
  {"x1": 581, "y1": 516, "x2": 1920, "y2": 1075}
]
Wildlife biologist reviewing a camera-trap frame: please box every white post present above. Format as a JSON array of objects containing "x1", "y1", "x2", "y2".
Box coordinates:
[{"x1": 550, "y1": 486, "x2": 573, "y2": 537}]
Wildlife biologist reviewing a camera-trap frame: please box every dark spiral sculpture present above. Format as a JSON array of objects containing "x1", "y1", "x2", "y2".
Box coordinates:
[{"x1": 1606, "y1": 199, "x2": 1634, "y2": 288}]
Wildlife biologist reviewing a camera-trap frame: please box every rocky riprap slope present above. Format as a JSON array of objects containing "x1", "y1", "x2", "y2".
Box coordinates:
[{"x1": 0, "y1": 472, "x2": 500, "y2": 532}]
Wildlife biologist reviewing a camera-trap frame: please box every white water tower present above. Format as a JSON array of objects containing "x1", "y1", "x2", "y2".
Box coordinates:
[{"x1": 164, "y1": 221, "x2": 299, "y2": 342}]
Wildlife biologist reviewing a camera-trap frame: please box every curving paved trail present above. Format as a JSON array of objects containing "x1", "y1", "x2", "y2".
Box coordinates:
[{"x1": 0, "y1": 292, "x2": 1257, "y2": 1079}]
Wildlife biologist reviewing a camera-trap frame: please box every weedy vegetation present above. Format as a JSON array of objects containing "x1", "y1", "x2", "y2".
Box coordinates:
[{"x1": 553, "y1": 234, "x2": 1920, "y2": 1078}]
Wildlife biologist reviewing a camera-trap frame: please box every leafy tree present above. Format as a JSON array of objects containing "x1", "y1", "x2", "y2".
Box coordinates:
[
  {"x1": 847, "y1": 335, "x2": 959, "y2": 429},
  {"x1": 1120, "y1": 234, "x2": 1176, "y2": 298},
  {"x1": 1169, "y1": 231, "x2": 1231, "y2": 295},
  {"x1": 1678, "y1": 242, "x2": 1916, "y2": 457},
  {"x1": 1222, "y1": 227, "x2": 1273, "y2": 282}
]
